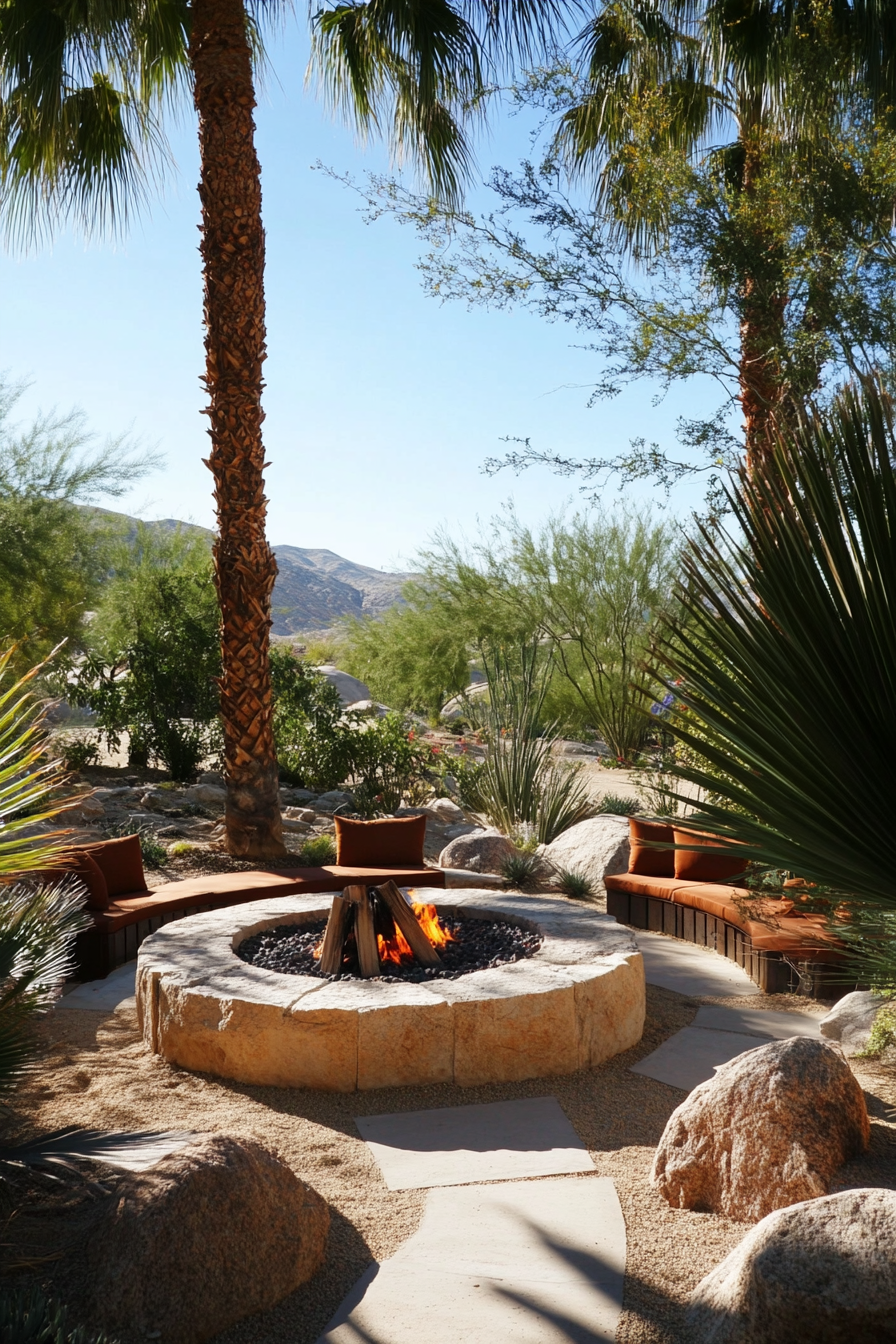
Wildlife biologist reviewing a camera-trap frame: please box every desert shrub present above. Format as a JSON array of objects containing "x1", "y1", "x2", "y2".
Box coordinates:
[
  {"x1": 271, "y1": 650, "x2": 357, "y2": 791},
  {"x1": 501, "y1": 852, "x2": 541, "y2": 892},
  {"x1": 556, "y1": 869, "x2": 596, "y2": 901},
  {"x1": 70, "y1": 528, "x2": 221, "y2": 781},
  {"x1": 297, "y1": 834, "x2": 337, "y2": 864},
  {"x1": 167, "y1": 841, "x2": 195, "y2": 858},
  {"x1": 351, "y1": 715, "x2": 436, "y2": 815},
  {"x1": 597, "y1": 792, "x2": 641, "y2": 816},
  {"x1": 340, "y1": 589, "x2": 470, "y2": 720},
  {"x1": 0, "y1": 1286, "x2": 112, "y2": 1344},
  {"x1": 55, "y1": 734, "x2": 101, "y2": 773}
]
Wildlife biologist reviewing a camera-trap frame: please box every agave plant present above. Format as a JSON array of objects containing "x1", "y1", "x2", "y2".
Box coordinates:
[
  {"x1": 653, "y1": 379, "x2": 896, "y2": 985},
  {"x1": 463, "y1": 644, "x2": 597, "y2": 845},
  {"x1": 0, "y1": 646, "x2": 193, "y2": 1178}
]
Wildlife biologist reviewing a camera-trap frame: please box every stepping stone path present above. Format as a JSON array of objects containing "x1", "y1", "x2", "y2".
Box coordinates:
[
  {"x1": 633, "y1": 932, "x2": 823, "y2": 1091},
  {"x1": 319, "y1": 1177, "x2": 626, "y2": 1344},
  {"x1": 355, "y1": 1097, "x2": 595, "y2": 1190}
]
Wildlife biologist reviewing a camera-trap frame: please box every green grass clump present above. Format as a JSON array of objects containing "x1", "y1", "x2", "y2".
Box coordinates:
[
  {"x1": 556, "y1": 869, "x2": 595, "y2": 901},
  {"x1": 0, "y1": 1286, "x2": 112, "y2": 1343},
  {"x1": 297, "y1": 834, "x2": 337, "y2": 865},
  {"x1": 597, "y1": 793, "x2": 640, "y2": 816},
  {"x1": 501, "y1": 852, "x2": 540, "y2": 892},
  {"x1": 167, "y1": 841, "x2": 195, "y2": 858}
]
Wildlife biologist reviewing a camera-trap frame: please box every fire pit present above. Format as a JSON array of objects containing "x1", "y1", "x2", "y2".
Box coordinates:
[{"x1": 136, "y1": 888, "x2": 645, "y2": 1092}]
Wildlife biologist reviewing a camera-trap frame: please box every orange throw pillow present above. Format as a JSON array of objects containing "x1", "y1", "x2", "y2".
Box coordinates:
[
  {"x1": 40, "y1": 851, "x2": 110, "y2": 910},
  {"x1": 335, "y1": 815, "x2": 427, "y2": 868},
  {"x1": 628, "y1": 817, "x2": 676, "y2": 876},
  {"x1": 673, "y1": 829, "x2": 747, "y2": 883},
  {"x1": 79, "y1": 834, "x2": 149, "y2": 899}
]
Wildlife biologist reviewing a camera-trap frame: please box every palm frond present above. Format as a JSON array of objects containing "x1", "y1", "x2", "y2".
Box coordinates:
[
  {"x1": 654, "y1": 378, "x2": 896, "y2": 925},
  {"x1": 0, "y1": 1127, "x2": 196, "y2": 1176}
]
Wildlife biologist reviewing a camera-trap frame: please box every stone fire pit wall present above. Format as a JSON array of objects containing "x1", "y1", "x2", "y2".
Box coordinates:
[{"x1": 135, "y1": 890, "x2": 646, "y2": 1092}]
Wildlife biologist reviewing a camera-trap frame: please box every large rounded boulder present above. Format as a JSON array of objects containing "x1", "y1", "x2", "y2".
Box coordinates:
[
  {"x1": 651, "y1": 1037, "x2": 869, "y2": 1222},
  {"x1": 86, "y1": 1133, "x2": 329, "y2": 1344},
  {"x1": 686, "y1": 1188, "x2": 896, "y2": 1342}
]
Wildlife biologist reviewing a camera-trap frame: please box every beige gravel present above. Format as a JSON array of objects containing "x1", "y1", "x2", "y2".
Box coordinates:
[{"x1": 8, "y1": 975, "x2": 896, "y2": 1344}]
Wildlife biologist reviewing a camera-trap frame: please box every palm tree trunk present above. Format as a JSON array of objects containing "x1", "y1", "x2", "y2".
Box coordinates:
[{"x1": 189, "y1": 0, "x2": 286, "y2": 858}]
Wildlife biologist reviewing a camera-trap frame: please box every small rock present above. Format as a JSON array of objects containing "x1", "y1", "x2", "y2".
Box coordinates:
[
  {"x1": 314, "y1": 790, "x2": 353, "y2": 814},
  {"x1": 185, "y1": 783, "x2": 226, "y2": 808},
  {"x1": 820, "y1": 990, "x2": 888, "y2": 1056},
  {"x1": 86, "y1": 1134, "x2": 329, "y2": 1344},
  {"x1": 426, "y1": 797, "x2": 466, "y2": 824},
  {"x1": 197, "y1": 770, "x2": 224, "y2": 785},
  {"x1": 686, "y1": 1188, "x2": 896, "y2": 1343},
  {"x1": 140, "y1": 790, "x2": 168, "y2": 812},
  {"x1": 92, "y1": 786, "x2": 140, "y2": 804},
  {"x1": 651, "y1": 1037, "x2": 869, "y2": 1222},
  {"x1": 57, "y1": 794, "x2": 106, "y2": 822},
  {"x1": 438, "y1": 828, "x2": 515, "y2": 875},
  {"x1": 285, "y1": 788, "x2": 317, "y2": 802},
  {"x1": 346, "y1": 698, "x2": 390, "y2": 717},
  {"x1": 282, "y1": 818, "x2": 312, "y2": 834},
  {"x1": 537, "y1": 815, "x2": 630, "y2": 893},
  {"x1": 442, "y1": 823, "x2": 478, "y2": 840},
  {"x1": 283, "y1": 807, "x2": 316, "y2": 823}
]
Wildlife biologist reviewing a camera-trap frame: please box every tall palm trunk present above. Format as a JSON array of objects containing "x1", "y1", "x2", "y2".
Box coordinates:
[{"x1": 189, "y1": 0, "x2": 286, "y2": 858}]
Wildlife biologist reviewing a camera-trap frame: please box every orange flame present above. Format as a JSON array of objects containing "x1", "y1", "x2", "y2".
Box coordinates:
[{"x1": 377, "y1": 899, "x2": 456, "y2": 966}]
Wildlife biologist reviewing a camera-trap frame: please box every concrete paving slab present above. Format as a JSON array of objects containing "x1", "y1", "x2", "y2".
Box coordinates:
[
  {"x1": 355, "y1": 1097, "x2": 595, "y2": 1191},
  {"x1": 630, "y1": 1025, "x2": 768, "y2": 1091},
  {"x1": 693, "y1": 1004, "x2": 821, "y2": 1039},
  {"x1": 634, "y1": 930, "x2": 760, "y2": 998},
  {"x1": 57, "y1": 961, "x2": 136, "y2": 1012},
  {"x1": 319, "y1": 1176, "x2": 625, "y2": 1343}
]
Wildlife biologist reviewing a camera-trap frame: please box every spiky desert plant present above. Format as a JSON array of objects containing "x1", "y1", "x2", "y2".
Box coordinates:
[
  {"x1": 556, "y1": 869, "x2": 595, "y2": 901},
  {"x1": 653, "y1": 378, "x2": 896, "y2": 986}
]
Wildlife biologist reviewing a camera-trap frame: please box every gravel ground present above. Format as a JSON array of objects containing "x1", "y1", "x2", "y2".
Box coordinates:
[{"x1": 8, "y1": 971, "x2": 896, "y2": 1344}]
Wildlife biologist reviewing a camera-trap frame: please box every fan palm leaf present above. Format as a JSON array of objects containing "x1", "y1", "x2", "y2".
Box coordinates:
[{"x1": 654, "y1": 378, "x2": 896, "y2": 929}]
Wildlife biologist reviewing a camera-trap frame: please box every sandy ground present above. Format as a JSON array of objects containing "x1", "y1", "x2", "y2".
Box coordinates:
[{"x1": 6, "y1": 973, "x2": 896, "y2": 1344}]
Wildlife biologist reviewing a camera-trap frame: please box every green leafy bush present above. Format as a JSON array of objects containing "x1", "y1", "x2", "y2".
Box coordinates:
[
  {"x1": 352, "y1": 714, "x2": 435, "y2": 815},
  {"x1": 271, "y1": 650, "x2": 357, "y2": 792},
  {"x1": 0, "y1": 1287, "x2": 113, "y2": 1344},
  {"x1": 55, "y1": 734, "x2": 101, "y2": 773},
  {"x1": 297, "y1": 834, "x2": 337, "y2": 865},
  {"x1": 70, "y1": 528, "x2": 221, "y2": 781}
]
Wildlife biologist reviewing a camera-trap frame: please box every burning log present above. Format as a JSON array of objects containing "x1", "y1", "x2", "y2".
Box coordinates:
[
  {"x1": 317, "y1": 893, "x2": 354, "y2": 977},
  {"x1": 315, "y1": 883, "x2": 452, "y2": 979},
  {"x1": 351, "y1": 884, "x2": 382, "y2": 978},
  {"x1": 376, "y1": 880, "x2": 442, "y2": 968}
]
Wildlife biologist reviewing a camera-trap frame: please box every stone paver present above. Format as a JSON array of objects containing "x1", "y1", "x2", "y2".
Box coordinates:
[
  {"x1": 631, "y1": 1007, "x2": 822, "y2": 1092},
  {"x1": 57, "y1": 960, "x2": 137, "y2": 1012},
  {"x1": 635, "y1": 930, "x2": 760, "y2": 998},
  {"x1": 319, "y1": 1176, "x2": 625, "y2": 1343},
  {"x1": 355, "y1": 1097, "x2": 595, "y2": 1191}
]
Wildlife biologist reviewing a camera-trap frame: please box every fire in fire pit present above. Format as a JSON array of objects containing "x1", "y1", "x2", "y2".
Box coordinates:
[
  {"x1": 236, "y1": 884, "x2": 543, "y2": 983},
  {"x1": 321, "y1": 881, "x2": 455, "y2": 978}
]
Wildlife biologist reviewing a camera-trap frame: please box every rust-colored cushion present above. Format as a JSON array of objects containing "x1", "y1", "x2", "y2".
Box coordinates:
[
  {"x1": 27, "y1": 852, "x2": 110, "y2": 909},
  {"x1": 605, "y1": 872, "x2": 694, "y2": 901},
  {"x1": 335, "y1": 815, "x2": 427, "y2": 868},
  {"x1": 673, "y1": 829, "x2": 747, "y2": 883},
  {"x1": 628, "y1": 817, "x2": 676, "y2": 876},
  {"x1": 79, "y1": 835, "x2": 149, "y2": 898}
]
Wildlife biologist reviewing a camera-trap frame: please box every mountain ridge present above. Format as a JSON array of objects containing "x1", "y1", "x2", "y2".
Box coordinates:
[{"x1": 90, "y1": 508, "x2": 413, "y2": 632}]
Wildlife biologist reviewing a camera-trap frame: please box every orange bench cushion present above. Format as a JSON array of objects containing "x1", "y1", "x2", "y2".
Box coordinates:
[{"x1": 89, "y1": 865, "x2": 446, "y2": 934}]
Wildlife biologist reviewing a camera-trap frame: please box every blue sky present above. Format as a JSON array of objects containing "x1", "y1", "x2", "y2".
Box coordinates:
[{"x1": 2, "y1": 18, "x2": 720, "y2": 573}]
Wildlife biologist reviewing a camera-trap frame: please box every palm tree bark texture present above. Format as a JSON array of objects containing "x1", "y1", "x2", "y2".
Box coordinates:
[{"x1": 189, "y1": 0, "x2": 287, "y2": 857}]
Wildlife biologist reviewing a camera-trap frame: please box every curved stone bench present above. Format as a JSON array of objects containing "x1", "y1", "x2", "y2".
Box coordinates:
[{"x1": 136, "y1": 890, "x2": 645, "y2": 1092}]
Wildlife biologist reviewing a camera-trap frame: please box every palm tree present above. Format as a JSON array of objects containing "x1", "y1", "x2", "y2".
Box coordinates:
[
  {"x1": 1, "y1": 0, "x2": 573, "y2": 857},
  {"x1": 555, "y1": 0, "x2": 896, "y2": 479}
]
